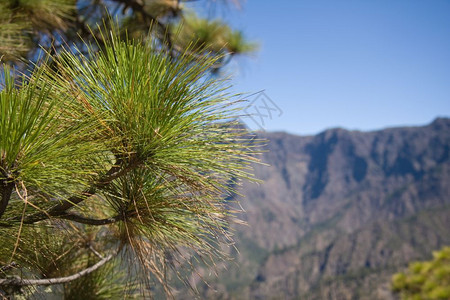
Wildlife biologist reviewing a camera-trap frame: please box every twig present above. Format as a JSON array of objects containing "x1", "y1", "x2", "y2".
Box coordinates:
[
  {"x1": 14, "y1": 156, "x2": 140, "y2": 225},
  {"x1": 0, "y1": 252, "x2": 115, "y2": 287},
  {"x1": 0, "y1": 262, "x2": 18, "y2": 273},
  {"x1": 60, "y1": 212, "x2": 123, "y2": 225},
  {"x1": 88, "y1": 245, "x2": 104, "y2": 259}
]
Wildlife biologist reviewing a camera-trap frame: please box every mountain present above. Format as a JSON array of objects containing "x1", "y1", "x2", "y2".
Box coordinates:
[{"x1": 178, "y1": 118, "x2": 450, "y2": 299}]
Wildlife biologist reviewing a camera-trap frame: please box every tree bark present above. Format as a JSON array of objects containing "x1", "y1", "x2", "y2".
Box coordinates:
[{"x1": 0, "y1": 179, "x2": 14, "y2": 219}]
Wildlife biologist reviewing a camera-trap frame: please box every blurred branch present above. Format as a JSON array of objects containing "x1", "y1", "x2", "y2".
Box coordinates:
[
  {"x1": 60, "y1": 212, "x2": 123, "y2": 225},
  {"x1": 0, "y1": 252, "x2": 115, "y2": 287},
  {"x1": 0, "y1": 262, "x2": 18, "y2": 273},
  {"x1": 110, "y1": 0, "x2": 174, "y2": 51}
]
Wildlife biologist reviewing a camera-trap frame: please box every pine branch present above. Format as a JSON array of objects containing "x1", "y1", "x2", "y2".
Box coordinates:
[
  {"x1": 0, "y1": 262, "x2": 18, "y2": 273},
  {"x1": 59, "y1": 212, "x2": 123, "y2": 225},
  {"x1": 110, "y1": 0, "x2": 174, "y2": 51},
  {"x1": 0, "y1": 253, "x2": 115, "y2": 287},
  {"x1": 7, "y1": 156, "x2": 141, "y2": 225}
]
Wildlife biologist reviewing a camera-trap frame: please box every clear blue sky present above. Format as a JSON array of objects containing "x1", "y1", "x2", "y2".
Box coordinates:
[{"x1": 194, "y1": 0, "x2": 450, "y2": 135}]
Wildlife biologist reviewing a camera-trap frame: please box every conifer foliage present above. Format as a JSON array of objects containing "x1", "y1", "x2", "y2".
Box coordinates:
[
  {"x1": 0, "y1": 1, "x2": 258, "y2": 298},
  {"x1": 392, "y1": 247, "x2": 450, "y2": 300}
]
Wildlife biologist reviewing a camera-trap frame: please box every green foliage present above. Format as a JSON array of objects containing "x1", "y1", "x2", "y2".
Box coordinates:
[
  {"x1": 62, "y1": 257, "x2": 137, "y2": 300},
  {"x1": 0, "y1": 0, "x2": 75, "y2": 61},
  {"x1": 0, "y1": 17, "x2": 260, "y2": 298},
  {"x1": 0, "y1": 3, "x2": 30, "y2": 61},
  {"x1": 392, "y1": 246, "x2": 450, "y2": 300},
  {"x1": 173, "y1": 13, "x2": 257, "y2": 55},
  {"x1": 0, "y1": 65, "x2": 107, "y2": 202},
  {"x1": 0, "y1": 0, "x2": 256, "y2": 70}
]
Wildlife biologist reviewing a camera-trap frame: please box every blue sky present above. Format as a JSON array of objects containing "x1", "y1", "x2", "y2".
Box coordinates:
[{"x1": 195, "y1": 0, "x2": 450, "y2": 135}]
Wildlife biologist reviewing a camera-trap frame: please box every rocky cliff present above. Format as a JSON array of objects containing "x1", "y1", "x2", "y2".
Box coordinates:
[{"x1": 178, "y1": 118, "x2": 450, "y2": 299}]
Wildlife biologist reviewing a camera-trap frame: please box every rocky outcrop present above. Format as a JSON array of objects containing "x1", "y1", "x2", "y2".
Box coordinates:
[{"x1": 178, "y1": 118, "x2": 450, "y2": 299}]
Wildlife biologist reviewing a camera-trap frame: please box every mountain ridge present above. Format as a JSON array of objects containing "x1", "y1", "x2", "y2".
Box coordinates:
[
  {"x1": 178, "y1": 117, "x2": 450, "y2": 299},
  {"x1": 265, "y1": 117, "x2": 450, "y2": 139}
]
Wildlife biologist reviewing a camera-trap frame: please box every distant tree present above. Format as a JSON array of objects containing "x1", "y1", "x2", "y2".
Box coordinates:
[
  {"x1": 0, "y1": 0, "x2": 257, "y2": 70},
  {"x1": 392, "y1": 246, "x2": 450, "y2": 300},
  {"x1": 0, "y1": 1, "x2": 259, "y2": 298}
]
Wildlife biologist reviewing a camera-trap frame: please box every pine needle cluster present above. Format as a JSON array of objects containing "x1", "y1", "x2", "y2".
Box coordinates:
[{"x1": 0, "y1": 21, "x2": 261, "y2": 298}]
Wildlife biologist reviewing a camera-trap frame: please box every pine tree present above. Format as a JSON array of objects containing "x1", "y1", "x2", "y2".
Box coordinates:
[
  {"x1": 0, "y1": 1, "x2": 259, "y2": 298},
  {"x1": 392, "y1": 246, "x2": 450, "y2": 300},
  {"x1": 0, "y1": 0, "x2": 256, "y2": 70}
]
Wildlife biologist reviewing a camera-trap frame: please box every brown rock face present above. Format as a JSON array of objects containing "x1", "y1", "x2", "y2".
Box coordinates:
[{"x1": 180, "y1": 118, "x2": 450, "y2": 299}]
